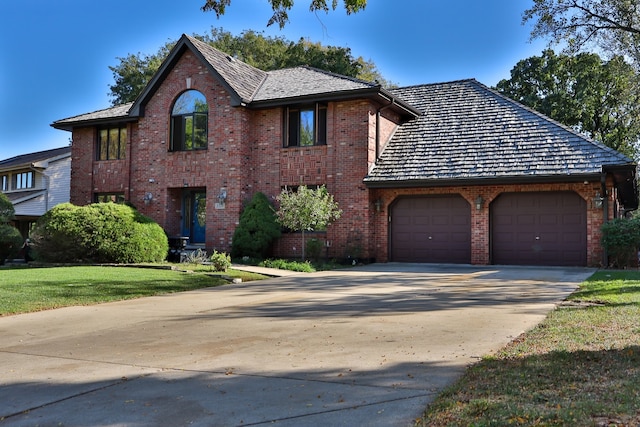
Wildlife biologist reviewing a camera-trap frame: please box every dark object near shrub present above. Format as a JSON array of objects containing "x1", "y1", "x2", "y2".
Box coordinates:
[
  {"x1": 231, "y1": 192, "x2": 281, "y2": 259},
  {"x1": 0, "y1": 224, "x2": 23, "y2": 265},
  {"x1": 30, "y1": 203, "x2": 168, "y2": 263}
]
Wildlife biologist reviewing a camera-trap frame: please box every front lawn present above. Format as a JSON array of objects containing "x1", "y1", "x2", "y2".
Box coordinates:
[
  {"x1": 0, "y1": 265, "x2": 266, "y2": 316},
  {"x1": 417, "y1": 270, "x2": 640, "y2": 426}
]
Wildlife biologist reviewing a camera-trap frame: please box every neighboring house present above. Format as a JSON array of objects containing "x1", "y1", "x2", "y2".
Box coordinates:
[
  {"x1": 0, "y1": 146, "x2": 71, "y2": 237},
  {"x1": 52, "y1": 34, "x2": 637, "y2": 267}
]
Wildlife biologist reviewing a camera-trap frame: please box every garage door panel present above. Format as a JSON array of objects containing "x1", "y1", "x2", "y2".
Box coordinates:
[
  {"x1": 491, "y1": 192, "x2": 586, "y2": 266},
  {"x1": 391, "y1": 195, "x2": 471, "y2": 263}
]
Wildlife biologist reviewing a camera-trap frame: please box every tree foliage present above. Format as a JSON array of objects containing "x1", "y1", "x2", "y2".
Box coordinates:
[
  {"x1": 496, "y1": 49, "x2": 640, "y2": 158},
  {"x1": 201, "y1": 0, "x2": 367, "y2": 28},
  {"x1": 231, "y1": 192, "x2": 281, "y2": 259},
  {"x1": 109, "y1": 27, "x2": 390, "y2": 105},
  {"x1": 275, "y1": 185, "x2": 341, "y2": 260},
  {"x1": 524, "y1": 0, "x2": 640, "y2": 65},
  {"x1": 0, "y1": 192, "x2": 15, "y2": 223}
]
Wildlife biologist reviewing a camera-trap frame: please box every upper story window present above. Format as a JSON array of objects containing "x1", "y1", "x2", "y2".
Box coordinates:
[
  {"x1": 170, "y1": 90, "x2": 208, "y2": 151},
  {"x1": 98, "y1": 126, "x2": 127, "y2": 160},
  {"x1": 13, "y1": 171, "x2": 34, "y2": 190},
  {"x1": 1, "y1": 175, "x2": 7, "y2": 191},
  {"x1": 284, "y1": 103, "x2": 327, "y2": 147}
]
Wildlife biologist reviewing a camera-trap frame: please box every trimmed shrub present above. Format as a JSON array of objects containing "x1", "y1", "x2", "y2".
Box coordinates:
[
  {"x1": 231, "y1": 192, "x2": 281, "y2": 259},
  {"x1": 601, "y1": 216, "x2": 640, "y2": 268},
  {"x1": 30, "y1": 203, "x2": 168, "y2": 263},
  {"x1": 0, "y1": 224, "x2": 23, "y2": 264}
]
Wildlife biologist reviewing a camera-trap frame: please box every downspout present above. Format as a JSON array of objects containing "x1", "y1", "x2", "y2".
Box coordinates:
[
  {"x1": 601, "y1": 170, "x2": 608, "y2": 267},
  {"x1": 375, "y1": 97, "x2": 396, "y2": 164}
]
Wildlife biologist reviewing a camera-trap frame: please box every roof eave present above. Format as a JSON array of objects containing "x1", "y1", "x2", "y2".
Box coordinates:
[
  {"x1": 51, "y1": 116, "x2": 138, "y2": 132},
  {"x1": 363, "y1": 173, "x2": 606, "y2": 188},
  {"x1": 249, "y1": 87, "x2": 420, "y2": 119}
]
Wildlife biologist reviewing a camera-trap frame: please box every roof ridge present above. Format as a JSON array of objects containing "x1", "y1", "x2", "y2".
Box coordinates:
[{"x1": 283, "y1": 65, "x2": 379, "y2": 87}]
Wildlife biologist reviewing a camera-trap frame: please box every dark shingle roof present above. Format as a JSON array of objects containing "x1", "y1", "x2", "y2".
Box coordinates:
[
  {"x1": 364, "y1": 79, "x2": 634, "y2": 186},
  {"x1": 0, "y1": 146, "x2": 71, "y2": 169},
  {"x1": 185, "y1": 36, "x2": 267, "y2": 103},
  {"x1": 51, "y1": 103, "x2": 133, "y2": 130},
  {"x1": 253, "y1": 66, "x2": 376, "y2": 102}
]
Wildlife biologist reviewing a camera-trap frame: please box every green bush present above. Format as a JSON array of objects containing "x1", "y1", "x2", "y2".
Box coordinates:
[
  {"x1": 601, "y1": 216, "x2": 640, "y2": 267},
  {"x1": 231, "y1": 192, "x2": 281, "y2": 259},
  {"x1": 30, "y1": 203, "x2": 168, "y2": 263},
  {"x1": 259, "y1": 258, "x2": 315, "y2": 272},
  {"x1": 0, "y1": 224, "x2": 23, "y2": 264},
  {"x1": 210, "y1": 250, "x2": 231, "y2": 272}
]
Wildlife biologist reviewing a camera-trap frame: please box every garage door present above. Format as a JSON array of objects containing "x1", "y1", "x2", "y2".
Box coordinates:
[
  {"x1": 390, "y1": 195, "x2": 471, "y2": 263},
  {"x1": 491, "y1": 192, "x2": 586, "y2": 266}
]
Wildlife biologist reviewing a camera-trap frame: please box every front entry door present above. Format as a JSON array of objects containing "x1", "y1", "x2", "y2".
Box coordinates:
[{"x1": 183, "y1": 191, "x2": 206, "y2": 244}]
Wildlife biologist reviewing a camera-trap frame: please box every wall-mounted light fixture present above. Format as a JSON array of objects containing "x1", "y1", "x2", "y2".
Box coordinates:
[
  {"x1": 374, "y1": 198, "x2": 383, "y2": 213},
  {"x1": 215, "y1": 188, "x2": 227, "y2": 209},
  {"x1": 218, "y1": 188, "x2": 227, "y2": 204},
  {"x1": 143, "y1": 192, "x2": 153, "y2": 205},
  {"x1": 593, "y1": 191, "x2": 604, "y2": 209},
  {"x1": 475, "y1": 195, "x2": 484, "y2": 211}
]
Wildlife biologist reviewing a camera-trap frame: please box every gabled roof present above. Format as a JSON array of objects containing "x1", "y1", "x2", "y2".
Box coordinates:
[
  {"x1": 0, "y1": 146, "x2": 71, "y2": 171},
  {"x1": 365, "y1": 79, "x2": 636, "y2": 187},
  {"x1": 52, "y1": 34, "x2": 419, "y2": 130}
]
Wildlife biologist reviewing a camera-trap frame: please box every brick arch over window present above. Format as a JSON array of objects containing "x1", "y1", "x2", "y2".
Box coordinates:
[{"x1": 170, "y1": 89, "x2": 208, "y2": 151}]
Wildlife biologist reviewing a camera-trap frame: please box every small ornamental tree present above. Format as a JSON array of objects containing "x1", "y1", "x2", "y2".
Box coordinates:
[
  {"x1": 275, "y1": 185, "x2": 342, "y2": 260},
  {"x1": 0, "y1": 193, "x2": 23, "y2": 264},
  {"x1": 231, "y1": 192, "x2": 281, "y2": 259}
]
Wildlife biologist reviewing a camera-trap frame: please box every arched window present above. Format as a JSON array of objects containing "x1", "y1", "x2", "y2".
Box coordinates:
[{"x1": 170, "y1": 90, "x2": 208, "y2": 151}]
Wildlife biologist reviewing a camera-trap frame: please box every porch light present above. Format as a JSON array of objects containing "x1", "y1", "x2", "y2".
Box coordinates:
[
  {"x1": 143, "y1": 192, "x2": 153, "y2": 205},
  {"x1": 475, "y1": 195, "x2": 484, "y2": 211},
  {"x1": 593, "y1": 192, "x2": 604, "y2": 209},
  {"x1": 218, "y1": 188, "x2": 227, "y2": 204},
  {"x1": 374, "y1": 198, "x2": 383, "y2": 213}
]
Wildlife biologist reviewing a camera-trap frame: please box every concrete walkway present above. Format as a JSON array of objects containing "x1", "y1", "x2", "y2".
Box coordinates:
[{"x1": 0, "y1": 264, "x2": 594, "y2": 426}]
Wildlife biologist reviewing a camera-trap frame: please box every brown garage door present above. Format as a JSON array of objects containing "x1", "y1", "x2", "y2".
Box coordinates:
[
  {"x1": 390, "y1": 195, "x2": 471, "y2": 263},
  {"x1": 491, "y1": 192, "x2": 587, "y2": 266}
]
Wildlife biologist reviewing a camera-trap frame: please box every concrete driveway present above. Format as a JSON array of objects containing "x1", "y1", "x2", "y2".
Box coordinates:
[{"x1": 0, "y1": 263, "x2": 594, "y2": 426}]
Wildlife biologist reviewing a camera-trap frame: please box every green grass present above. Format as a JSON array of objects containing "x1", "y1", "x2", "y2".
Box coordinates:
[
  {"x1": 0, "y1": 265, "x2": 266, "y2": 316},
  {"x1": 417, "y1": 270, "x2": 640, "y2": 427}
]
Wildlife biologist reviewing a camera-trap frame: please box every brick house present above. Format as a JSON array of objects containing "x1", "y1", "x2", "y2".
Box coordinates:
[{"x1": 52, "y1": 34, "x2": 637, "y2": 267}]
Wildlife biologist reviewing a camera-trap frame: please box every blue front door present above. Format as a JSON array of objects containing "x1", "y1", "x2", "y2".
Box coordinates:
[{"x1": 183, "y1": 191, "x2": 206, "y2": 244}]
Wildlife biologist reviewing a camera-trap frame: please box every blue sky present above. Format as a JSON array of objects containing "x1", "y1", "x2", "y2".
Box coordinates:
[{"x1": 0, "y1": 0, "x2": 547, "y2": 160}]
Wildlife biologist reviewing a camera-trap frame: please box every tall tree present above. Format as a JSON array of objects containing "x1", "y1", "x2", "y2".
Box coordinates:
[
  {"x1": 496, "y1": 49, "x2": 640, "y2": 158},
  {"x1": 108, "y1": 28, "x2": 391, "y2": 105},
  {"x1": 275, "y1": 185, "x2": 341, "y2": 260},
  {"x1": 201, "y1": 0, "x2": 367, "y2": 28},
  {"x1": 524, "y1": 0, "x2": 640, "y2": 65}
]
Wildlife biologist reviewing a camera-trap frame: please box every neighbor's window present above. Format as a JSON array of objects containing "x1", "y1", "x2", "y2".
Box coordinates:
[
  {"x1": 97, "y1": 126, "x2": 127, "y2": 160},
  {"x1": 1, "y1": 175, "x2": 7, "y2": 191},
  {"x1": 13, "y1": 171, "x2": 34, "y2": 190},
  {"x1": 170, "y1": 90, "x2": 208, "y2": 151},
  {"x1": 284, "y1": 103, "x2": 327, "y2": 147},
  {"x1": 94, "y1": 193, "x2": 125, "y2": 203}
]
